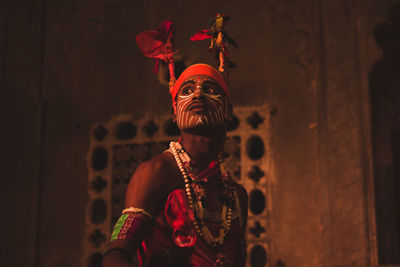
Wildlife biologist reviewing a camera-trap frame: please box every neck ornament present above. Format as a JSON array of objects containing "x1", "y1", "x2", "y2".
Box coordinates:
[{"x1": 169, "y1": 141, "x2": 236, "y2": 250}]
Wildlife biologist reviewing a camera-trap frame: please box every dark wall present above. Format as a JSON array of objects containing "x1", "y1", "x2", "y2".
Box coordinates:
[
  {"x1": 1, "y1": 0, "x2": 44, "y2": 266},
  {"x1": 1, "y1": 0, "x2": 398, "y2": 266}
]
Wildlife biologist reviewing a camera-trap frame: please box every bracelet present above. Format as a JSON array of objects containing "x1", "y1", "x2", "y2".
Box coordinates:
[
  {"x1": 122, "y1": 207, "x2": 153, "y2": 218},
  {"x1": 103, "y1": 247, "x2": 132, "y2": 259}
]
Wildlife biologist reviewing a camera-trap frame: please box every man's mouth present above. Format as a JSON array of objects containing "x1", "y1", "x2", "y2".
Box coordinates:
[{"x1": 187, "y1": 102, "x2": 207, "y2": 112}]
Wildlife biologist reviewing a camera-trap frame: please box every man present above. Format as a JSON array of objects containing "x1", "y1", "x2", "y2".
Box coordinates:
[{"x1": 102, "y1": 64, "x2": 248, "y2": 267}]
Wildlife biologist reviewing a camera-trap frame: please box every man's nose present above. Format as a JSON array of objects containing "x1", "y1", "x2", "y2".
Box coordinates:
[{"x1": 192, "y1": 86, "x2": 205, "y2": 99}]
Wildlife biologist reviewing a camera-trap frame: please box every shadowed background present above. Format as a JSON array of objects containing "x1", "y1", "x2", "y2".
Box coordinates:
[{"x1": 1, "y1": 0, "x2": 400, "y2": 266}]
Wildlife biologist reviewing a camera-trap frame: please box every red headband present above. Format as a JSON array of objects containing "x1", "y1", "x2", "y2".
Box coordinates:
[{"x1": 170, "y1": 64, "x2": 229, "y2": 104}]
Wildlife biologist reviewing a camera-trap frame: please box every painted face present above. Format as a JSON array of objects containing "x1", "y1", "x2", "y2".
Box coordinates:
[{"x1": 174, "y1": 74, "x2": 228, "y2": 132}]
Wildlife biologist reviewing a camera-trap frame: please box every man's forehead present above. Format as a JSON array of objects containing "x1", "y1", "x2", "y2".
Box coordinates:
[{"x1": 182, "y1": 74, "x2": 218, "y2": 84}]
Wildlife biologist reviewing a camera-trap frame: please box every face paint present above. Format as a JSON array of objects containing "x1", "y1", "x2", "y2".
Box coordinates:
[{"x1": 175, "y1": 75, "x2": 227, "y2": 132}]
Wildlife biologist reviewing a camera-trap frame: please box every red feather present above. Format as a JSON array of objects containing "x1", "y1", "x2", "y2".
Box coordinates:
[
  {"x1": 190, "y1": 29, "x2": 212, "y2": 41},
  {"x1": 136, "y1": 20, "x2": 175, "y2": 60},
  {"x1": 136, "y1": 19, "x2": 176, "y2": 73}
]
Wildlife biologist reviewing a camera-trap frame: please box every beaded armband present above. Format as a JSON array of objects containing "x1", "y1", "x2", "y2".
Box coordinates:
[{"x1": 110, "y1": 207, "x2": 153, "y2": 241}]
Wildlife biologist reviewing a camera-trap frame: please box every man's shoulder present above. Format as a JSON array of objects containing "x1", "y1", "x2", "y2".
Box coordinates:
[
  {"x1": 230, "y1": 180, "x2": 248, "y2": 203},
  {"x1": 137, "y1": 151, "x2": 173, "y2": 171},
  {"x1": 125, "y1": 151, "x2": 180, "y2": 214},
  {"x1": 131, "y1": 152, "x2": 176, "y2": 187},
  {"x1": 229, "y1": 178, "x2": 245, "y2": 192},
  {"x1": 230, "y1": 180, "x2": 248, "y2": 224}
]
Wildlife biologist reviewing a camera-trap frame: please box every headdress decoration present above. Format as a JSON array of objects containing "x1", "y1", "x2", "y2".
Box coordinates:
[
  {"x1": 135, "y1": 19, "x2": 177, "y2": 90},
  {"x1": 136, "y1": 14, "x2": 236, "y2": 104},
  {"x1": 190, "y1": 13, "x2": 238, "y2": 77}
]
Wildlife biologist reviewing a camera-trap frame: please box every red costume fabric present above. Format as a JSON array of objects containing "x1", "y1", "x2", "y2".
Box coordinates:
[
  {"x1": 171, "y1": 64, "x2": 229, "y2": 105},
  {"x1": 136, "y1": 189, "x2": 245, "y2": 267}
]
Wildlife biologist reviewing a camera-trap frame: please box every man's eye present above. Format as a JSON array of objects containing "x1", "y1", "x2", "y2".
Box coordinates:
[
  {"x1": 204, "y1": 87, "x2": 220, "y2": 95},
  {"x1": 181, "y1": 87, "x2": 193, "y2": 95},
  {"x1": 204, "y1": 87, "x2": 214, "y2": 94}
]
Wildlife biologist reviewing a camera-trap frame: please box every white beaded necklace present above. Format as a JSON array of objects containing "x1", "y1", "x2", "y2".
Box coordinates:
[{"x1": 169, "y1": 141, "x2": 233, "y2": 248}]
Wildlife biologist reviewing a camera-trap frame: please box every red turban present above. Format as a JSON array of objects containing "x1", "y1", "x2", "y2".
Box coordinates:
[{"x1": 170, "y1": 64, "x2": 229, "y2": 105}]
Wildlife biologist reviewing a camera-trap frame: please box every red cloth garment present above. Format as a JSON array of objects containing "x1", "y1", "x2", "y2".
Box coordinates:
[
  {"x1": 197, "y1": 160, "x2": 220, "y2": 179},
  {"x1": 137, "y1": 189, "x2": 244, "y2": 267},
  {"x1": 165, "y1": 190, "x2": 197, "y2": 247},
  {"x1": 185, "y1": 160, "x2": 220, "y2": 183}
]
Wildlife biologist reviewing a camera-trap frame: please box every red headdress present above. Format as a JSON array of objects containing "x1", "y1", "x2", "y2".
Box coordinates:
[{"x1": 170, "y1": 63, "x2": 229, "y2": 105}]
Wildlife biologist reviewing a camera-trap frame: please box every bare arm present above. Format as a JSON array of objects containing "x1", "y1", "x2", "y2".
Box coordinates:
[{"x1": 102, "y1": 157, "x2": 171, "y2": 267}]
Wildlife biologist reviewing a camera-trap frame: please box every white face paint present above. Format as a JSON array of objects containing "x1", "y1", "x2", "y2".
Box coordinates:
[{"x1": 175, "y1": 75, "x2": 227, "y2": 132}]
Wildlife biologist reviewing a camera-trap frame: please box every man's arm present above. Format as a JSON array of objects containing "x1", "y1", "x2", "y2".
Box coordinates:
[{"x1": 102, "y1": 157, "x2": 169, "y2": 267}]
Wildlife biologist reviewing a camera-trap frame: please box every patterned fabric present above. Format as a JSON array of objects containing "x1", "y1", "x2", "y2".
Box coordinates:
[
  {"x1": 111, "y1": 212, "x2": 152, "y2": 241},
  {"x1": 111, "y1": 213, "x2": 129, "y2": 241}
]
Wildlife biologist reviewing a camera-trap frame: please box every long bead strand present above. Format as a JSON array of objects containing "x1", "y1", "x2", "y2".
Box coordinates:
[{"x1": 170, "y1": 141, "x2": 233, "y2": 247}]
